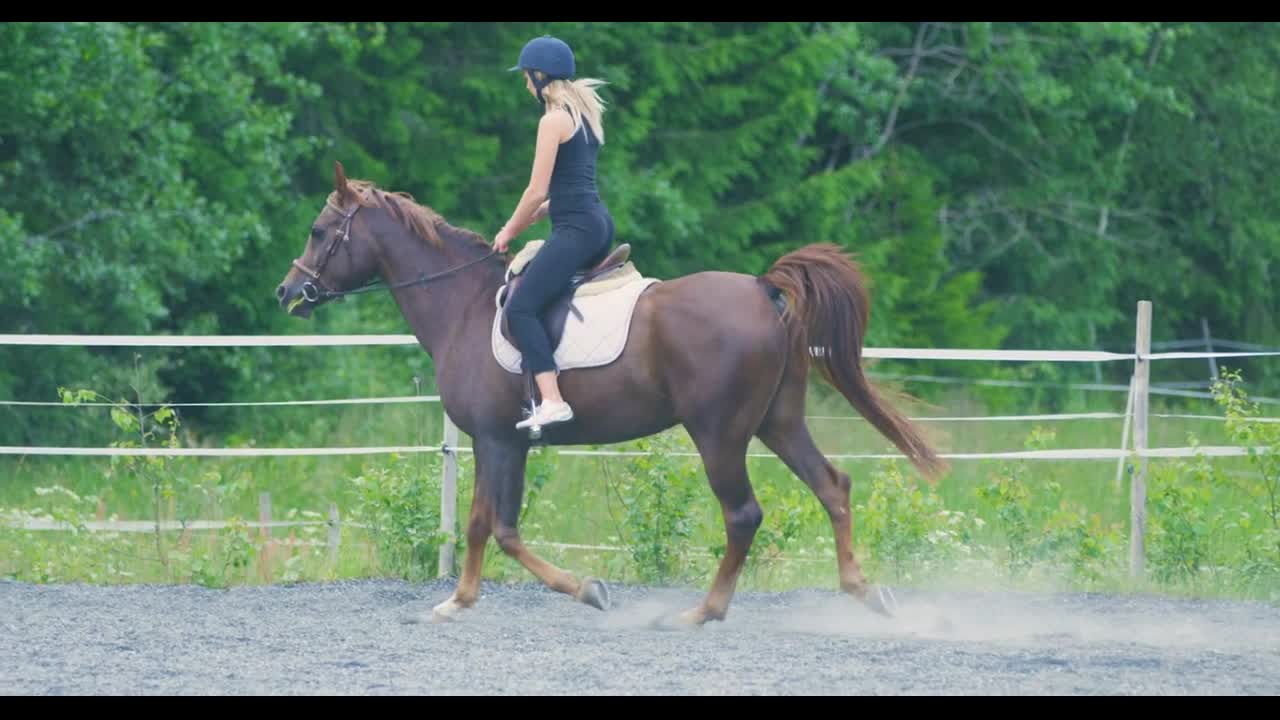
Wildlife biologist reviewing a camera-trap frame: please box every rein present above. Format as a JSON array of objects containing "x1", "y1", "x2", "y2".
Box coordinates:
[{"x1": 292, "y1": 199, "x2": 499, "y2": 303}]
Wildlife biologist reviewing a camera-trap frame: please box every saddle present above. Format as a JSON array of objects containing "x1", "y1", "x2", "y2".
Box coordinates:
[{"x1": 496, "y1": 241, "x2": 633, "y2": 353}]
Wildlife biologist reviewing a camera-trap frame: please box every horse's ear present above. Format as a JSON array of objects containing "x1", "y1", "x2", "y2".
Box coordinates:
[
  {"x1": 334, "y1": 160, "x2": 348, "y2": 193},
  {"x1": 334, "y1": 160, "x2": 358, "y2": 205}
]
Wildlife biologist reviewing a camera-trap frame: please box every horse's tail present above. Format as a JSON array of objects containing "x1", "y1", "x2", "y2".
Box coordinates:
[{"x1": 759, "y1": 243, "x2": 948, "y2": 481}]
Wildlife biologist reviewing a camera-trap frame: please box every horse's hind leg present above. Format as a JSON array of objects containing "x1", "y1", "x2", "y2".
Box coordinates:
[
  {"x1": 685, "y1": 438, "x2": 761, "y2": 625},
  {"x1": 756, "y1": 388, "x2": 896, "y2": 617}
]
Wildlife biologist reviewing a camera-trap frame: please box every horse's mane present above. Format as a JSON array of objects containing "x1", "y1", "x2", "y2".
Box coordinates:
[{"x1": 329, "y1": 179, "x2": 492, "y2": 253}]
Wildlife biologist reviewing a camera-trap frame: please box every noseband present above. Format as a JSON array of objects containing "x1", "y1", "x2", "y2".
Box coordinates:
[{"x1": 291, "y1": 199, "x2": 498, "y2": 303}]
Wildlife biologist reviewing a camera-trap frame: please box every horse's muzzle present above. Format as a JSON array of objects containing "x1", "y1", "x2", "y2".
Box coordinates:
[{"x1": 276, "y1": 281, "x2": 315, "y2": 319}]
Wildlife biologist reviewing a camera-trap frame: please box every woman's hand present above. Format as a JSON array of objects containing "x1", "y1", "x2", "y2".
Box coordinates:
[{"x1": 494, "y1": 226, "x2": 515, "y2": 253}]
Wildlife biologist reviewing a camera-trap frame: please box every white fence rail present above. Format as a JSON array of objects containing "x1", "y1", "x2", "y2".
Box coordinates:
[
  {"x1": 0, "y1": 442, "x2": 1264, "y2": 461},
  {"x1": 5, "y1": 332, "x2": 1278, "y2": 361},
  {"x1": 4, "y1": 300, "x2": 1278, "y2": 581}
]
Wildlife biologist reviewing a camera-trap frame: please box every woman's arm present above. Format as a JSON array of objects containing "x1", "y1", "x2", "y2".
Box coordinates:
[{"x1": 495, "y1": 112, "x2": 569, "y2": 250}]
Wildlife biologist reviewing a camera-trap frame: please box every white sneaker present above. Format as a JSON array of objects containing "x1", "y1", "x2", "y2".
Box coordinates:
[{"x1": 515, "y1": 399, "x2": 574, "y2": 430}]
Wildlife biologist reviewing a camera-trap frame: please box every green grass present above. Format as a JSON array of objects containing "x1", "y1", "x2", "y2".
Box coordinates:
[{"x1": 3, "y1": 373, "x2": 1277, "y2": 604}]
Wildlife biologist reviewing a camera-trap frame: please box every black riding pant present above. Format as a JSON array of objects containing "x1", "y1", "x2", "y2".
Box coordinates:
[{"x1": 506, "y1": 202, "x2": 615, "y2": 375}]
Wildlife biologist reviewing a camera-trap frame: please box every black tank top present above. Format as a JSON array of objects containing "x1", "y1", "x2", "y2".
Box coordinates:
[{"x1": 548, "y1": 112, "x2": 600, "y2": 211}]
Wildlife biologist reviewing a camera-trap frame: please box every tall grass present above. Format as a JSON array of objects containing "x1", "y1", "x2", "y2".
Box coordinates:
[{"x1": 2, "y1": 362, "x2": 1277, "y2": 604}]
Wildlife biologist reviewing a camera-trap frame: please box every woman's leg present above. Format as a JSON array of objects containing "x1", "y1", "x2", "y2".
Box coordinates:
[{"x1": 504, "y1": 219, "x2": 607, "y2": 421}]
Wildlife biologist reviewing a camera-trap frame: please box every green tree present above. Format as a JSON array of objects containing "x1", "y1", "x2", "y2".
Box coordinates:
[{"x1": 0, "y1": 22, "x2": 321, "y2": 443}]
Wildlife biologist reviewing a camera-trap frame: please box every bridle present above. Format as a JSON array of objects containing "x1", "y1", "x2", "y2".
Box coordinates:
[
  {"x1": 292, "y1": 198, "x2": 498, "y2": 303},
  {"x1": 291, "y1": 199, "x2": 358, "y2": 302}
]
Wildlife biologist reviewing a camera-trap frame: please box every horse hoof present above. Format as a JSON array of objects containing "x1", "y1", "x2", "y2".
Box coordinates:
[
  {"x1": 578, "y1": 578, "x2": 612, "y2": 611},
  {"x1": 862, "y1": 584, "x2": 899, "y2": 618},
  {"x1": 430, "y1": 597, "x2": 464, "y2": 623}
]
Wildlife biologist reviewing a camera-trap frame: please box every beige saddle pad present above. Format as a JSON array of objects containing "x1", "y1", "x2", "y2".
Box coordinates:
[{"x1": 491, "y1": 267, "x2": 659, "y2": 374}]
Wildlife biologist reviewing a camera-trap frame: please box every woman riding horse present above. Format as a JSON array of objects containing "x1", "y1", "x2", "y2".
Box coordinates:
[
  {"x1": 275, "y1": 36, "x2": 947, "y2": 628},
  {"x1": 494, "y1": 35, "x2": 614, "y2": 432}
]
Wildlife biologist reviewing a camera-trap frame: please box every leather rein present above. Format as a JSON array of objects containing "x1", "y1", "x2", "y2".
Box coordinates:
[{"x1": 291, "y1": 199, "x2": 498, "y2": 303}]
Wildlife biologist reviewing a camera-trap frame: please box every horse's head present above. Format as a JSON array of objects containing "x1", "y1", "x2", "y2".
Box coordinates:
[{"x1": 276, "y1": 161, "x2": 382, "y2": 319}]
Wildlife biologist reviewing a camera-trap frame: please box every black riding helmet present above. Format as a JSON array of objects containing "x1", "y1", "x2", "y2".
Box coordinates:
[{"x1": 509, "y1": 35, "x2": 575, "y2": 103}]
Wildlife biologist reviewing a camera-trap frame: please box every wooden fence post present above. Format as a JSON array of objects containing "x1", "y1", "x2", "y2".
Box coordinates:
[
  {"x1": 1130, "y1": 300, "x2": 1152, "y2": 581},
  {"x1": 438, "y1": 412, "x2": 459, "y2": 578},
  {"x1": 259, "y1": 491, "x2": 273, "y2": 584}
]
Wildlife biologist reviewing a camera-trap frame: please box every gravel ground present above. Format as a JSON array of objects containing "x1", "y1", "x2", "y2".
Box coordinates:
[{"x1": 3, "y1": 578, "x2": 1279, "y2": 695}]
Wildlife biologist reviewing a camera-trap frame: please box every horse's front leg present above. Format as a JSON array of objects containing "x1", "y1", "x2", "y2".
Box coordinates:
[
  {"x1": 430, "y1": 488, "x2": 492, "y2": 622},
  {"x1": 486, "y1": 438, "x2": 611, "y2": 611},
  {"x1": 432, "y1": 435, "x2": 609, "y2": 621},
  {"x1": 429, "y1": 434, "x2": 496, "y2": 622}
]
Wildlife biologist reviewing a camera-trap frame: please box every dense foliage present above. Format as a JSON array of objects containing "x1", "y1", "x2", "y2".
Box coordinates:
[{"x1": 4, "y1": 22, "x2": 1279, "y2": 445}]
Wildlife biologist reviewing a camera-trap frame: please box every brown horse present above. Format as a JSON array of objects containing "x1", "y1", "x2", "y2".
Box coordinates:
[{"x1": 276, "y1": 162, "x2": 947, "y2": 626}]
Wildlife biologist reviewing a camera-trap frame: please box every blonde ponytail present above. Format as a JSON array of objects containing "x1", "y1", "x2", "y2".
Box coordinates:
[{"x1": 533, "y1": 71, "x2": 608, "y2": 144}]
